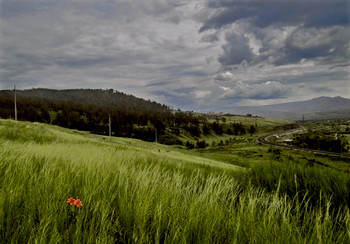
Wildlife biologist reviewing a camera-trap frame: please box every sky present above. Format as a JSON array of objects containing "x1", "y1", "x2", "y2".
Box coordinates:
[{"x1": 0, "y1": 0, "x2": 349, "y2": 111}]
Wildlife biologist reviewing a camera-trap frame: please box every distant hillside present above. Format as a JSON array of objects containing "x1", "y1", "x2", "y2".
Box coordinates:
[
  {"x1": 218, "y1": 96, "x2": 350, "y2": 121},
  {"x1": 0, "y1": 88, "x2": 176, "y2": 141},
  {"x1": 0, "y1": 88, "x2": 294, "y2": 147},
  {"x1": 0, "y1": 88, "x2": 170, "y2": 113},
  {"x1": 0, "y1": 88, "x2": 209, "y2": 144}
]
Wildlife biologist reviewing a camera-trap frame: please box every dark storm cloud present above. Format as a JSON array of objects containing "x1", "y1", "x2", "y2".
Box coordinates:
[
  {"x1": 200, "y1": 0, "x2": 349, "y2": 31},
  {"x1": 275, "y1": 26, "x2": 350, "y2": 65},
  {"x1": 200, "y1": 0, "x2": 350, "y2": 75},
  {"x1": 218, "y1": 32, "x2": 255, "y2": 66}
]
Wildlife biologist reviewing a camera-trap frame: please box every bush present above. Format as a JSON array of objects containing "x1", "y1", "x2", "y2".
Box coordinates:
[
  {"x1": 159, "y1": 134, "x2": 183, "y2": 145},
  {"x1": 196, "y1": 140, "x2": 208, "y2": 148},
  {"x1": 186, "y1": 141, "x2": 195, "y2": 149}
]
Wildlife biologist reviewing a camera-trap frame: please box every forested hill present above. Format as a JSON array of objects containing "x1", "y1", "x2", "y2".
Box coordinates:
[
  {"x1": 0, "y1": 88, "x2": 176, "y2": 139},
  {"x1": 0, "y1": 88, "x2": 280, "y2": 146},
  {"x1": 0, "y1": 88, "x2": 202, "y2": 143},
  {"x1": 1, "y1": 88, "x2": 170, "y2": 113}
]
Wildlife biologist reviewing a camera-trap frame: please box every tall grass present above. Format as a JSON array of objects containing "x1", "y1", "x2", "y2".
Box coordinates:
[
  {"x1": 0, "y1": 120, "x2": 349, "y2": 243},
  {"x1": 248, "y1": 152, "x2": 350, "y2": 209}
]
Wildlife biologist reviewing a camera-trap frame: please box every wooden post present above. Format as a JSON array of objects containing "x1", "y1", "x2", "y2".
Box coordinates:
[
  {"x1": 155, "y1": 129, "x2": 157, "y2": 143},
  {"x1": 109, "y1": 113, "x2": 111, "y2": 137},
  {"x1": 14, "y1": 85, "x2": 17, "y2": 121}
]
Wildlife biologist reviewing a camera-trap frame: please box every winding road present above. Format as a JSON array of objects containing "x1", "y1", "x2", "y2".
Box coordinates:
[{"x1": 257, "y1": 128, "x2": 350, "y2": 158}]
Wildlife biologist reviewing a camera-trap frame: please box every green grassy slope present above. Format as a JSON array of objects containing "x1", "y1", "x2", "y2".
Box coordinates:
[
  {"x1": 1, "y1": 119, "x2": 349, "y2": 243},
  {"x1": 173, "y1": 114, "x2": 293, "y2": 146}
]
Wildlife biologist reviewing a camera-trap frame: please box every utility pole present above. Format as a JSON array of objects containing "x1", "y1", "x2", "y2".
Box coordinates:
[
  {"x1": 155, "y1": 129, "x2": 157, "y2": 143},
  {"x1": 14, "y1": 85, "x2": 17, "y2": 121},
  {"x1": 109, "y1": 113, "x2": 112, "y2": 137}
]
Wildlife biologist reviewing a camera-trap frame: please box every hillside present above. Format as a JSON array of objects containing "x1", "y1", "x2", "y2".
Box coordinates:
[
  {"x1": 0, "y1": 88, "x2": 175, "y2": 141},
  {"x1": 1, "y1": 119, "x2": 350, "y2": 242},
  {"x1": 0, "y1": 88, "x2": 294, "y2": 147},
  {"x1": 218, "y1": 96, "x2": 350, "y2": 120},
  {"x1": 0, "y1": 88, "x2": 170, "y2": 113}
]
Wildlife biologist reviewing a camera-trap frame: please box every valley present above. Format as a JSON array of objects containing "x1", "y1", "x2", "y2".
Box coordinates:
[
  {"x1": 2, "y1": 1, "x2": 349, "y2": 242},
  {"x1": 1, "y1": 89, "x2": 350, "y2": 243}
]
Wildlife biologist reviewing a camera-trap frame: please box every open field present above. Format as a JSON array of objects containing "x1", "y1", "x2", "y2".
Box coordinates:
[{"x1": 1, "y1": 119, "x2": 350, "y2": 243}]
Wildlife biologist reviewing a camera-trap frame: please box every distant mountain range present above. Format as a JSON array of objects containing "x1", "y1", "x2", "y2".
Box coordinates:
[{"x1": 216, "y1": 96, "x2": 350, "y2": 121}]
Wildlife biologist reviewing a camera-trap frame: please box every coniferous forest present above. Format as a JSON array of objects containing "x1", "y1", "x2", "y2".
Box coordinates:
[{"x1": 0, "y1": 88, "x2": 255, "y2": 145}]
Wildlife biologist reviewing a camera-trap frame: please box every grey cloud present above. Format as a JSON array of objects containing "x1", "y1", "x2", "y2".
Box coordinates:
[
  {"x1": 275, "y1": 26, "x2": 350, "y2": 65},
  {"x1": 214, "y1": 71, "x2": 234, "y2": 81},
  {"x1": 0, "y1": 49, "x2": 51, "y2": 82},
  {"x1": 207, "y1": 20, "x2": 349, "y2": 70},
  {"x1": 311, "y1": 86, "x2": 334, "y2": 93},
  {"x1": 52, "y1": 56, "x2": 116, "y2": 68},
  {"x1": 1, "y1": 0, "x2": 349, "y2": 110},
  {"x1": 1, "y1": 0, "x2": 181, "y2": 26},
  {"x1": 0, "y1": 0, "x2": 221, "y2": 108},
  {"x1": 199, "y1": 0, "x2": 350, "y2": 71},
  {"x1": 200, "y1": 1, "x2": 349, "y2": 31},
  {"x1": 0, "y1": 1, "x2": 59, "y2": 18},
  {"x1": 0, "y1": 0, "x2": 186, "y2": 78},
  {"x1": 284, "y1": 68, "x2": 350, "y2": 85},
  {"x1": 200, "y1": 32, "x2": 220, "y2": 43},
  {"x1": 218, "y1": 32, "x2": 255, "y2": 66},
  {"x1": 152, "y1": 87, "x2": 196, "y2": 110}
]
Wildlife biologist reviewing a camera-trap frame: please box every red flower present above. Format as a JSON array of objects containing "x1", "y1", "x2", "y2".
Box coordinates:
[
  {"x1": 66, "y1": 197, "x2": 75, "y2": 206},
  {"x1": 74, "y1": 197, "x2": 83, "y2": 208},
  {"x1": 66, "y1": 196, "x2": 83, "y2": 208}
]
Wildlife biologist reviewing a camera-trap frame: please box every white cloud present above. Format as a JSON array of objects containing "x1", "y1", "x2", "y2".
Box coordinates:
[
  {"x1": 214, "y1": 71, "x2": 234, "y2": 81},
  {"x1": 195, "y1": 90, "x2": 211, "y2": 98},
  {"x1": 218, "y1": 80, "x2": 289, "y2": 100},
  {"x1": 219, "y1": 86, "x2": 230, "y2": 91}
]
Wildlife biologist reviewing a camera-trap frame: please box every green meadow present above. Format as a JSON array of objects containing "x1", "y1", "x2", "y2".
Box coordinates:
[{"x1": 1, "y1": 119, "x2": 350, "y2": 243}]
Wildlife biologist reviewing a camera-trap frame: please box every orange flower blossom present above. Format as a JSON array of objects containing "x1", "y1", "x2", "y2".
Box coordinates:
[{"x1": 66, "y1": 196, "x2": 83, "y2": 208}]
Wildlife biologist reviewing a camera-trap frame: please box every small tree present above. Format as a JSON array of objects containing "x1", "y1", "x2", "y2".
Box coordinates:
[{"x1": 248, "y1": 125, "x2": 256, "y2": 136}]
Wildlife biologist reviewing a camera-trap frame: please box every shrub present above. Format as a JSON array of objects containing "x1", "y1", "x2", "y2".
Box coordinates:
[
  {"x1": 186, "y1": 141, "x2": 195, "y2": 149},
  {"x1": 196, "y1": 140, "x2": 208, "y2": 148},
  {"x1": 159, "y1": 134, "x2": 183, "y2": 145}
]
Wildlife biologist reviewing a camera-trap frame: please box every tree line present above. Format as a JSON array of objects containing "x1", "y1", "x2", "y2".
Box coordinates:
[
  {"x1": 0, "y1": 88, "x2": 257, "y2": 145},
  {"x1": 293, "y1": 132, "x2": 349, "y2": 153}
]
